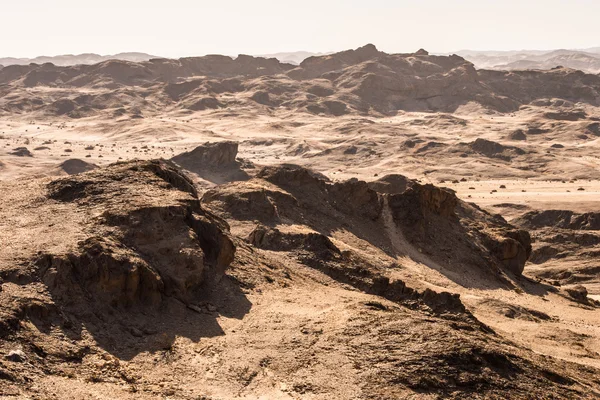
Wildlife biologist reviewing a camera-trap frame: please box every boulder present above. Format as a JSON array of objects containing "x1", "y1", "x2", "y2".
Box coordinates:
[
  {"x1": 565, "y1": 285, "x2": 588, "y2": 303},
  {"x1": 10, "y1": 147, "x2": 32, "y2": 157}
]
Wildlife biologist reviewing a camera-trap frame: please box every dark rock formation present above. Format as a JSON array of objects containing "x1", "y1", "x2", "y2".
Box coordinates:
[{"x1": 171, "y1": 141, "x2": 239, "y2": 169}]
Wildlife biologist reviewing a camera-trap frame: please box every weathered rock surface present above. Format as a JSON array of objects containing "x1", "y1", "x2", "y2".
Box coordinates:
[
  {"x1": 35, "y1": 160, "x2": 235, "y2": 310},
  {"x1": 1, "y1": 160, "x2": 598, "y2": 399}
]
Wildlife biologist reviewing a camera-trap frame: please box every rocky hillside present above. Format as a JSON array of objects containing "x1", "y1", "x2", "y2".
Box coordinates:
[
  {"x1": 1, "y1": 44, "x2": 600, "y2": 117},
  {"x1": 1, "y1": 151, "x2": 599, "y2": 398}
]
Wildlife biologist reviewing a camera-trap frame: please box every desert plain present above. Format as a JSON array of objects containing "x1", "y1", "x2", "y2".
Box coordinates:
[{"x1": 1, "y1": 44, "x2": 600, "y2": 399}]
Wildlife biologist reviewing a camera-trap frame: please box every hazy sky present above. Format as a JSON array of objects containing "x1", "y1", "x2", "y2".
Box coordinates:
[{"x1": 2, "y1": 0, "x2": 599, "y2": 58}]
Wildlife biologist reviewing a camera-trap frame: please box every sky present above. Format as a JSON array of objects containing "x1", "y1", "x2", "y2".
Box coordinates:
[{"x1": 2, "y1": 0, "x2": 600, "y2": 58}]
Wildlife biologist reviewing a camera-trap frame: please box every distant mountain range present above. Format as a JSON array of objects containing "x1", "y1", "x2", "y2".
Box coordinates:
[
  {"x1": 259, "y1": 48, "x2": 600, "y2": 73},
  {"x1": 2, "y1": 48, "x2": 600, "y2": 73},
  {"x1": 0, "y1": 52, "x2": 156, "y2": 67},
  {"x1": 454, "y1": 48, "x2": 600, "y2": 73},
  {"x1": 3, "y1": 43, "x2": 600, "y2": 117}
]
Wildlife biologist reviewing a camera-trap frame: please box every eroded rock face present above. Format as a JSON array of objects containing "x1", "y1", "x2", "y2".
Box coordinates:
[
  {"x1": 41, "y1": 159, "x2": 235, "y2": 308},
  {"x1": 512, "y1": 209, "x2": 600, "y2": 287},
  {"x1": 246, "y1": 225, "x2": 466, "y2": 314},
  {"x1": 587, "y1": 122, "x2": 600, "y2": 136},
  {"x1": 256, "y1": 165, "x2": 382, "y2": 220},
  {"x1": 388, "y1": 183, "x2": 458, "y2": 227},
  {"x1": 387, "y1": 180, "x2": 531, "y2": 277},
  {"x1": 543, "y1": 110, "x2": 587, "y2": 121},
  {"x1": 206, "y1": 165, "x2": 532, "y2": 282},
  {"x1": 38, "y1": 237, "x2": 165, "y2": 308},
  {"x1": 328, "y1": 178, "x2": 382, "y2": 220},
  {"x1": 482, "y1": 230, "x2": 533, "y2": 275},
  {"x1": 257, "y1": 164, "x2": 329, "y2": 188}
]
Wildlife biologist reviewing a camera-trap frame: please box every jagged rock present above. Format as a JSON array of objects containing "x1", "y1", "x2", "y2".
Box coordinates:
[
  {"x1": 328, "y1": 178, "x2": 382, "y2": 220},
  {"x1": 42, "y1": 159, "x2": 235, "y2": 308},
  {"x1": 250, "y1": 91, "x2": 273, "y2": 106},
  {"x1": 389, "y1": 183, "x2": 458, "y2": 222},
  {"x1": 210, "y1": 165, "x2": 532, "y2": 280},
  {"x1": 202, "y1": 182, "x2": 299, "y2": 222},
  {"x1": 247, "y1": 225, "x2": 340, "y2": 256},
  {"x1": 257, "y1": 164, "x2": 329, "y2": 187},
  {"x1": 388, "y1": 180, "x2": 531, "y2": 276},
  {"x1": 258, "y1": 165, "x2": 381, "y2": 220},
  {"x1": 484, "y1": 230, "x2": 533, "y2": 275}
]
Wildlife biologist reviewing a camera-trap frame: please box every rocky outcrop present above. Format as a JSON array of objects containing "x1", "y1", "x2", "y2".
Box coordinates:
[
  {"x1": 543, "y1": 111, "x2": 587, "y2": 121},
  {"x1": 368, "y1": 174, "x2": 414, "y2": 194},
  {"x1": 482, "y1": 230, "x2": 533, "y2": 275},
  {"x1": 469, "y1": 138, "x2": 526, "y2": 160},
  {"x1": 386, "y1": 178, "x2": 531, "y2": 276},
  {"x1": 247, "y1": 225, "x2": 466, "y2": 314},
  {"x1": 565, "y1": 285, "x2": 589, "y2": 303},
  {"x1": 207, "y1": 165, "x2": 532, "y2": 280},
  {"x1": 186, "y1": 97, "x2": 223, "y2": 111},
  {"x1": 58, "y1": 159, "x2": 97, "y2": 175},
  {"x1": 389, "y1": 183, "x2": 458, "y2": 220},
  {"x1": 507, "y1": 129, "x2": 527, "y2": 140},
  {"x1": 587, "y1": 122, "x2": 600, "y2": 136},
  {"x1": 42, "y1": 159, "x2": 235, "y2": 308},
  {"x1": 256, "y1": 165, "x2": 382, "y2": 220},
  {"x1": 171, "y1": 141, "x2": 238, "y2": 168},
  {"x1": 515, "y1": 210, "x2": 600, "y2": 231}
]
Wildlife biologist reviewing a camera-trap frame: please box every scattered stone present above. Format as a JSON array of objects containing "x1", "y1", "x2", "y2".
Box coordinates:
[
  {"x1": 508, "y1": 129, "x2": 527, "y2": 140},
  {"x1": 565, "y1": 285, "x2": 588, "y2": 303},
  {"x1": 6, "y1": 349, "x2": 26, "y2": 362},
  {"x1": 10, "y1": 147, "x2": 32, "y2": 157}
]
